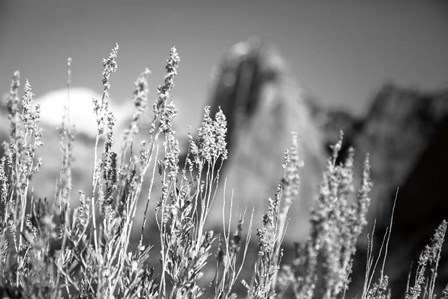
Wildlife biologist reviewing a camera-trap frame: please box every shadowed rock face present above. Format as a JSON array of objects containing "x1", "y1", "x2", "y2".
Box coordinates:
[
  {"x1": 348, "y1": 85, "x2": 448, "y2": 296},
  {"x1": 353, "y1": 85, "x2": 448, "y2": 228},
  {"x1": 205, "y1": 38, "x2": 326, "y2": 242}
]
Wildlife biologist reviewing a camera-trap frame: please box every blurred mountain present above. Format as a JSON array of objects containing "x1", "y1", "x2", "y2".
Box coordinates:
[{"x1": 205, "y1": 38, "x2": 326, "y2": 242}]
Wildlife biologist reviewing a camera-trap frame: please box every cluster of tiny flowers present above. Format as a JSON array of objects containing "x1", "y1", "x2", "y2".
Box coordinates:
[
  {"x1": 0, "y1": 72, "x2": 48, "y2": 296},
  {"x1": 366, "y1": 276, "x2": 390, "y2": 299},
  {"x1": 20, "y1": 81, "x2": 42, "y2": 147},
  {"x1": 357, "y1": 154, "x2": 372, "y2": 232},
  {"x1": 1, "y1": 72, "x2": 20, "y2": 226},
  {"x1": 153, "y1": 47, "x2": 180, "y2": 133},
  {"x1": 288, "y1": 134, "x2": 372, "y2": 299},
  {"x1": 258, "y1": 196, "x2": 278, "y2": 254},
  {"x1": 93, "y1": 43, "x2": 119, "y2": 137},
  {"x1": 123, "y1": 68, "x2": 151, "y2": 147},
  {"x1": 190, "y1": 107, "x2": 228, "y2": 166},
  {"x1": 406, "y1": 220, "x2": 447, "y2": 299},
  {"x1": 102, "y1": 43, "x2": 119, "y2": 99},
  {"x1": 133, "y1": 68, "x2": 151, "y2": 111},
  {"x1": 105, "y1": 110, "x2": 116, "y2": 150},
  {"x1": 3, "y1": 73, "x2": 43, "y2": 197},
  {"x1": 6, "y1": 71, "x2": 20, "y2": 138},
  {"x1": 72, "y1": 191, "x2": 91, "y2": 232},
  {"x1": 281, "y1": 132, "x2": 303, "y2": 209},
  {"x1": 91, "y1": 44, "x2": 121, "y2": 207},
  {"x1": 214, "y1": 108, "x2": 228, "y2": 160},
  {"x1": 163, "y1": 131, "x2": 180, "y2": 180},
  {"x1": 0, "y1": 158, "x2": 8, "y2": 221},
  {"x1": 102, "y1": 44, "x2": 118, "y2": 151}
]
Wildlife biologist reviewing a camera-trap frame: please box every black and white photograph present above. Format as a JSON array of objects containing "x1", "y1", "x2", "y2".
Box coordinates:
[{"x1": 0, "y1": 1, "x2": 447, "y2": 298}]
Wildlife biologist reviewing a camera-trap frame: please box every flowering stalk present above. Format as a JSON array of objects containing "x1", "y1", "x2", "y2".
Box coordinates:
[
  {"x1": 247, "y1": 133, "x2": 303, "y2": 298},
  {"x1": 287, "y1": 134, "x2": 372, "y2": 299}
]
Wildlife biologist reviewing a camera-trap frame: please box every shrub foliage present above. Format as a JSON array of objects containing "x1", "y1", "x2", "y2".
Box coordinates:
[{"x1": 0, "y1": 45, "x2": 446, "y2": 299}]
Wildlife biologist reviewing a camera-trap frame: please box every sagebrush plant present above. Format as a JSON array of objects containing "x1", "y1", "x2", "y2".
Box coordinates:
[{"x1": 0, "y1": 44, "x2": 447, "y2": 299}]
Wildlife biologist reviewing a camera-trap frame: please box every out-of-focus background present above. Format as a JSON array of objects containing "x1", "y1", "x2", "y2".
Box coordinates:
[
  {"x1": 1, "y1": 1, "x2": 448, "y2": 297},
  {"x1": 1, "y1": 0, "x2": 448, "y2": 124}
]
